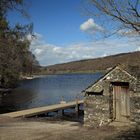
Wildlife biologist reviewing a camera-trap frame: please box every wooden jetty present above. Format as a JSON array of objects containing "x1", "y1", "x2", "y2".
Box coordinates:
[{"x1": 2, "y1": 100, "x2": 83, "y2": 118}]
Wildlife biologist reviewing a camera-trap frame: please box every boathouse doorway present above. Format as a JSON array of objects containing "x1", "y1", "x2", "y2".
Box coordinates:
[{"x1": 112, "y1": 82, "x2": 130, "y2": 122}]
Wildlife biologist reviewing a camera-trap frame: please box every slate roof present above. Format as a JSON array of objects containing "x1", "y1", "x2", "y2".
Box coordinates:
[{"x1": 83, "y1": 64, "x2": 137, "y2": 94}]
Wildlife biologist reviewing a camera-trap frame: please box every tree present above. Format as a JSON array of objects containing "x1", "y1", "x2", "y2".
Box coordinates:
[
  {"x1": 84, "y1": 0, "x2": 140, "y2": 36},
  {"x1": 0, "y1": 0, "x2": 39, "y2": 88}
]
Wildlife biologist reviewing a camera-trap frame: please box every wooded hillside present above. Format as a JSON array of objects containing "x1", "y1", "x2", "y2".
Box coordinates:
[{"x1": 43, "y1": 51, "x2": 140, "y2": 74}]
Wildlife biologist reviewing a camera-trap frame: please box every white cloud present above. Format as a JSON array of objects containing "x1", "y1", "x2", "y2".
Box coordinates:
[
  {"x1": 80, "y1": 18, "x2": 104, "y2": 34},
  {"x1": 34, "y1": 48, "x2": 43, "y2": 55},
  {"x1": 26, "y1": 34, "x2": 33, "y2": 41},
  {"x1": 118, "y1": 29, "x2": 140, "y2": 37},
  {"x1": 30, "y1": 34, "x2": 140, "y2": 66},
  {"x1": 26, "y1": 32, "x2": 42, "y2": 42},
  {"x1": 102, "y1": 53, "x2": 107, "y2": 57},
  {"x1": 136, "y1": 47, "x2": 140, "y2": 51}
]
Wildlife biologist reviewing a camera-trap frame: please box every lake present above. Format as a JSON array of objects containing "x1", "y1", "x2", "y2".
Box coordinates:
[{"x1": 0, "y1": 73, "x2": 103, "y2": 114}]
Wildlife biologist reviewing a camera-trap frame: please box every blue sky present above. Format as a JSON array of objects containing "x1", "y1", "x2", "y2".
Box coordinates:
[{"x1": 8, "y1": 0, "x2": 140, "y2": 66}]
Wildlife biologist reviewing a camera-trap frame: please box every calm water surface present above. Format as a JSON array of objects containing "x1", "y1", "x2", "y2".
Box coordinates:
[{"x1": 0, "y1": 73, "x2": 103, "y2": 113}]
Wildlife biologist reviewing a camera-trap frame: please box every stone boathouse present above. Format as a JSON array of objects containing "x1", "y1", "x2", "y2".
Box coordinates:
[{"x1": 83, "y1": 65, "x2": 140, "y2": 127}]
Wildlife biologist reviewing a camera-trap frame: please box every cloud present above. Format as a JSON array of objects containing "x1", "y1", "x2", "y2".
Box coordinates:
[
  {"x1": 118, "y1": 29, "x2": 140, "y2": 37},
  {"x1": 80, "y1": 18, "x2": 104, "y2": 34},
  {"x1": 136, "y1": 47, "x2": 140, "y2": 51},
  {"x1": 34, "y1": 48, "x2": 43, "y2": 55},
  {"x1": 102, "y1": 53, "x2": 107, "y2": 57},
  {"x1": 30, "y1": 34, "x2": 140, "y2": 66},
  {"x1": 26, "y1": 32, "x2": 43, "y2": 43}
]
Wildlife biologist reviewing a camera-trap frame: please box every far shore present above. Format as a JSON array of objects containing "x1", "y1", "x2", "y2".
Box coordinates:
[
  {"x1": 20, "y1": 75, "x2": 44, "y2": 80},
  {"x1": 36, "y1": 69, "x2": 106, "y2": 75},
  {"x1": 19, "y1": 70, "x2": 105, "y2": 80}
]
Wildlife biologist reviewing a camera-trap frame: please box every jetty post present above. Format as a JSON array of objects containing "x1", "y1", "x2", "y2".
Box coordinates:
[{"x1": 75, "y1": 96, "x2": 80, "y2": 117}]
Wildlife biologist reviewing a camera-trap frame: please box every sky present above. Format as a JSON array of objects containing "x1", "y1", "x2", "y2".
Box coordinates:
[{"x1": 8, "y1": 0, "x2": 140, "y2": 66}]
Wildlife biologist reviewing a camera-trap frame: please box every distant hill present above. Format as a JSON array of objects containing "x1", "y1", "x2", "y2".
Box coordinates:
[{"x1": 41, "y1": 51, "x2": 140, "y2": 74}]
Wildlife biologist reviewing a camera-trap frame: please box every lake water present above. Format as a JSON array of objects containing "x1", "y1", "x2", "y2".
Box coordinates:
[{"x1": 0, "y1": 73, "x2": 103, "y2": 114}]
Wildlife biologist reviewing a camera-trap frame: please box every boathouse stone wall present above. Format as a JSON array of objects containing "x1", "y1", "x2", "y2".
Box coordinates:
[
  {"x1": 84, "y1": 66, "x2": 139, "y2": 128},
  {"x1": 130, "y1": 92, "x2": 140, "y2": 123},
  {"x1": 84, "y1": 94, "x2": 110, "y2": 127}
]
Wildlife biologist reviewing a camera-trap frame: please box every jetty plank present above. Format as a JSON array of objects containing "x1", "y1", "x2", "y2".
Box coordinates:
[{"x1": 2, "y1": 100, "x2": 83, "y2": 118}]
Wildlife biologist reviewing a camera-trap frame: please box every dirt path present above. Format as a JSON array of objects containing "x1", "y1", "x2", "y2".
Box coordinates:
[{"x1": 0, "y1": 116, "x2": 140, "y2": 140}]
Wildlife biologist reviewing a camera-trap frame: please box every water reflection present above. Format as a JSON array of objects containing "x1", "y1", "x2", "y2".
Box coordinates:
[
  {"x1": 0, "y1": 73, "x2": 103, "y2": 113},
  {"x1": 0, "y1": 89, "x2": 36, "y2": 113}
]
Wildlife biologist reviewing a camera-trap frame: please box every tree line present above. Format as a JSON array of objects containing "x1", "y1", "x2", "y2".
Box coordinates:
[{"x1": 0, "y1": 0, "x2": 39, "y2": 88}]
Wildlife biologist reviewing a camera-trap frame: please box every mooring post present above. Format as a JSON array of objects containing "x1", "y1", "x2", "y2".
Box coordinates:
[
  {"x1": 75, "y1": 97, "x2": 79, "y2": 118},
  {"x1": 60, "y1": 96, "x2": 66, "y2": 104},
  {"x1": 61, "y1": 109, "x2": 64, "y2": 116},
  {"x1": 45, "y1": 112, "x2": 49, "y2": 117}
]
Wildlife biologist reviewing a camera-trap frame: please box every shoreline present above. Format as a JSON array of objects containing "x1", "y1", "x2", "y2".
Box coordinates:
[
  {"x1": 38, "y1": 70, "x2": 106, "y2": 75},
  {"x1": 0, "y1": 88, "x2": 12, "y2": 94},
  {"x1": 20, "y1": 75, "x2": 44, "y2": 80}
]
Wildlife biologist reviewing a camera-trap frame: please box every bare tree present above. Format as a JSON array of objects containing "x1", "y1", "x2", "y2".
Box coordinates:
[{"x1": 84, "y1": 0, "x2": 140, "y2": 36}]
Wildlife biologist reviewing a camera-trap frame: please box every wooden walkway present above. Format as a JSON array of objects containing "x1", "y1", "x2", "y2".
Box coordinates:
[{"x1": 2, "y1": 100, "x2": 83, "y2": 118}]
